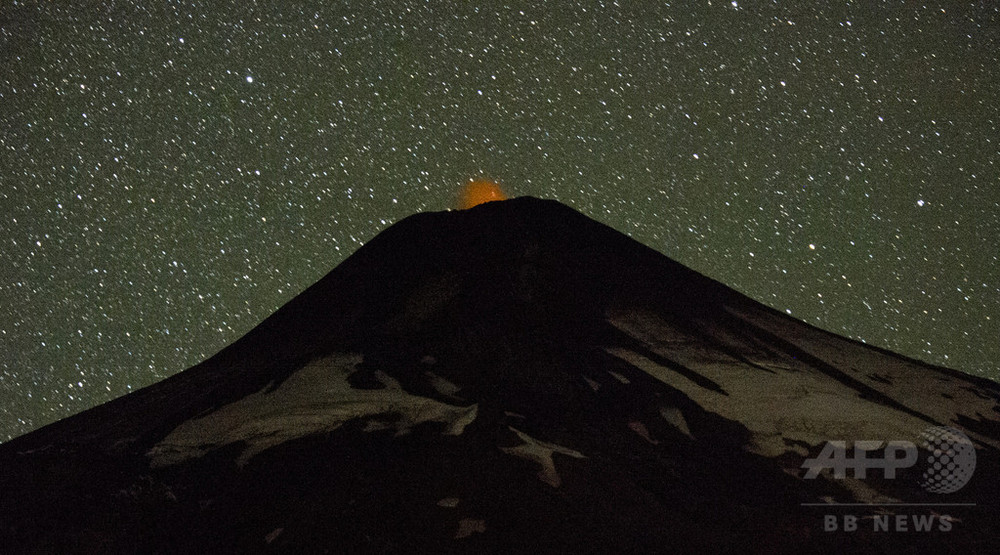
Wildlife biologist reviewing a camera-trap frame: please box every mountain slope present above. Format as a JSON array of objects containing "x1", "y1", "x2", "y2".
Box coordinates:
[{"x1": 2, "y1": 197, "x2": 998, "y2": 553}]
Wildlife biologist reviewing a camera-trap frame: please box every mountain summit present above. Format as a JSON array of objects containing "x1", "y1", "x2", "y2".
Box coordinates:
[{"x1": 2, "y1": 197, "x2": 998, "y2": 553}]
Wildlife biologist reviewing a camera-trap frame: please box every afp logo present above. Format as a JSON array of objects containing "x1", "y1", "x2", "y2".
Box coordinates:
[
  {"x1": 802, "y1": 426, "x2": 977, "y2": 494},
  {"x1": 919, "y1": 426, "x2": 977, "y2": 493}
]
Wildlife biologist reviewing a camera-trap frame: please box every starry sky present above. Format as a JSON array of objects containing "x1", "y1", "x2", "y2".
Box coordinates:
[{"x1": 1, "y1": 1, "x2": 998, "y2": 442}]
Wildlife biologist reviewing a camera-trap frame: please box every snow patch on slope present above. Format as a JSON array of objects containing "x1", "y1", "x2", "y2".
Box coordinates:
[
  {"x1": 605, "y1": 304, "x2": 1000, "y2": 503},
  {"x1": 148, "y1": 353, "x2": 478, "y2": 468},
  {"x1": 500, "y1": 426, "x2": 585, "y2": 488},
  {"x1": 605, "y1": 311, "x2": 944, "y2": 455},
  {"x1": 659, "y1": 405, "x2": 692, "y2": 438},
  {"x1": 724, "y1": 305, "x2": 1000, "y2": 450}
]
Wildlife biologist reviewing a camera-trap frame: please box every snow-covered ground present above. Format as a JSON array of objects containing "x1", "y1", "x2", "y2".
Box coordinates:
[{"x1": 148, "y1": 353, "x2": 478, "y2": 467}]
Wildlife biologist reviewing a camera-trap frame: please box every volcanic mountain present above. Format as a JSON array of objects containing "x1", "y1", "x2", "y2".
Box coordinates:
[{"x1": 1, "y1": 197, "x2": 997, "y2": 553}]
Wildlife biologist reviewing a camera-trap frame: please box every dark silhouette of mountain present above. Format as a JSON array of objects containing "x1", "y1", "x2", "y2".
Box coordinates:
[{"x1": 1, "y1": 197, "x2": 998, "y2": 553}]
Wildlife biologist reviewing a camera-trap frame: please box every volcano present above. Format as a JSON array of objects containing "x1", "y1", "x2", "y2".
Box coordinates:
[{"x1": 1, "y1": 197, "x2": 998, "y2": 553}]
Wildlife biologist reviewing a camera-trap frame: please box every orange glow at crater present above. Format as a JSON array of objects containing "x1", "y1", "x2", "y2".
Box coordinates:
[{"x1": 459, "y1": 179, "x2": 507, "y2": 209}]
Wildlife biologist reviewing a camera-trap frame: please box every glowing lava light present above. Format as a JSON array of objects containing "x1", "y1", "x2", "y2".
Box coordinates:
[{"x1": 459, "y1": 179, "x2": 507, "y2": 209}]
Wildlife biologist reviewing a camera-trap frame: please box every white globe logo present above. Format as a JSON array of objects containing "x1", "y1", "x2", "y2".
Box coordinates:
[{"x1": 919, "y1": 426, "x2": 976, "y2": 494}]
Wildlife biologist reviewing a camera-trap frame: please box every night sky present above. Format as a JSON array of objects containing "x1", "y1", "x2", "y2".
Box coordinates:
[{"x1": 2, "y1": 1, "x2": 998, "y2": 442}]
